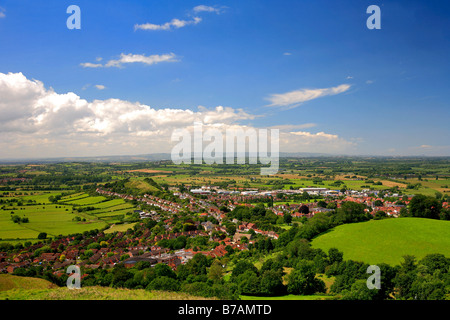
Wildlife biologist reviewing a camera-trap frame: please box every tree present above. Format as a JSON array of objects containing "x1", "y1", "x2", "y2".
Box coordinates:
[
  {"x1": 328, "y1": 248, "x2": 344, "y2": 265},
  {"x1": 335, "y1": 201, "x2": 368, "y2": 224},
  {"x1": 326, "y1": 202, "x2": 337, "y2": 210},
  {"x1": 373, "y1": 200, "x2": 383, "y2": 207},
  {"x1": 111, "y1": 264, "x2": 132, "y2": 288},
  {"x1": 374, "y1": 210, "x2": 387, "y2": 220},
  {"x1": 342, "y1": 279, "x2": 380, "y2": 300},
  {"x1": 394, "y1": 255, "x2": 417, "y2": 299},
  {"x1": 410, "y1": 270, "x2": 447, "y2": 300},
  {"x1": 186, "y1": 253, "x2": 211, "y2": 276},
  {"x1": 225, "y1": 223, "x2": 236, "y2": 236},
  {"x1": 259, "y1": 270, "x2": 285, "y2": 296},
  {"x1": 37, "y1": 232, "x2": 47, "y2": 240},
  {"x1": 409, "y1": 195, "x2": 442, "y2": 220},
  {"x1": 208, "y1": 260, "x2": 224, "y2": 282},
  {"x1": 317, "y1": 200, "x2": 327, "y2": 208},
  {"x1": 260, "y1": 258, "x2": 284, "y2": 274},
  {"x1": 286, "y1": 239, "x2": 314, "y2": 260},
  {"x1": 231, "y1": 260, "x2": 258, "y2": 280},
  {"x1": 328, "y1": 260, "x2": 369, "y2": 294},
  {"x1": 236, "y1": 270, "x2": 260, "y2": 295},
  {"x1": 287, "y1": 261, "x2": 325, "y2": 295},
  {"x1": 298, "y1": 205, "x2": 309, "y2": 215},
  {"x1": 147, "y1": 276, "x2": 180, "y2": 292},
  {"x1": 154, "y1": 263, "x2": 177, "y2": 279},
  {"x1": 283, "y1": 213, "x2": 292, "y2": 225},
  {"x1": 418, "y1": 254, "x2": 449, "y2": 274}
]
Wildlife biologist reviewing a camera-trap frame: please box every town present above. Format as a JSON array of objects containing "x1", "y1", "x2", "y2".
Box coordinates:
[
  {"x1": 0, "y1": 181, "x2": 438, "y2": 275},
  {"x1": 0, "y1": 157, "x2": 449, "y2": 300}
]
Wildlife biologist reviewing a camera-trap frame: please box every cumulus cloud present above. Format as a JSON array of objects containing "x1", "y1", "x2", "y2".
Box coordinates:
[
  {"x1": 135, "y1": 4, "x2": 225, "y2": 32},
  {"x1": 266, "y1": 123, "x2": 317, "y2": 131},
  {"x1": 80, "y1": 62, "x2": 103, "y2": 68},
  {"x1": 134, "y1": 17, "x2": 202, "y2": 31},
  {"x1": 81, "y1": 53, "x2": 178, "y2": 68},
  {"x1": 0, "y1": 72, "x2": 357, "y2": 159},
  {"x1": 192, "y1": 5, "x2": 224, "y2": 14},
  {"x1": 266, "y1": 84, "x2": 351, "y2": 109},
  {"x1": 0, "y1": 72, "x2": 255, "y2": 158},
  {"x1": 279, "y1": 130, "x2": 356, "y2": 153}
]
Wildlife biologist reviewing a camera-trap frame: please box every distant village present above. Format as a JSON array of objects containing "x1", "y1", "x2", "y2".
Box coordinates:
[{"x1": 1, "y1": 183, "x2": 447, "y2": 277}]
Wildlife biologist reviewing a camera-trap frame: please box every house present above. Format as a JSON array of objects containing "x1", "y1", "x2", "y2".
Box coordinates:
[
  {"x1": 201, "y1": 221, "x2": 215, "y2": 232},
  {"x1": 123, "y1": 256, "x2": 158, "y2": 268},
  {"x1": 232, "y1": 233, "x2": 252, "y2": 243},
  {"x1": 7, "y1": 265, "x2": 18, "y2": 273},
  {"x1": 41, "y1": 253, "x2": 59, "y2": 262}
]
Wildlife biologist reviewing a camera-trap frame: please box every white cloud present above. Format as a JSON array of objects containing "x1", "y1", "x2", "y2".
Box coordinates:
[
  {"x1": 80, "y1": 53, "x2": 178, "y2": 68},
  {"x1": 134, "y1": 4, "x2": 225, "y2": 32},
  {"x1": 405, "y1": 145, "x2": 450, "y2": 156},
  {"x1": 94, "y1": 85, "x2": 106, "y2": 90},
  {"x1": 283, "y1": 52, "x2": 292, "y2": 56},
  {"x1": 0, "y1": 7, "x2": 5, "y2": 18},
  {"x1": 135, "y1": 17, "x2": 202, "y2": 31},
  {"x1": 267, "y1": 123, "x2": 317, "y2": 131},
  {"x1": 289, "y1": 131, "x2": 339, "y2": 140},
  {"x1": 0, "y1": 72, "x2": 358, "y2": 159},
  {"x1": 0, "y1": 72, "x2": 255, "y2": 158},
  {"x1": 280, "y1": 131, "x2": 356, "y2": 154},
  {"x1": 265, "y1": 84, "x2": 351, "y2": 109},
  {"x1": 80, "y1": 62, "x2": 103, "y2": 68},
  {"x1": 192, "y1": 5, "x2": 223, "y2": 14}
]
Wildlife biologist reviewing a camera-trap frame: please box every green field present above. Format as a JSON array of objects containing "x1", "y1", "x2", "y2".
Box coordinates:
[
  {"x1": 104, "y1": 222, "x2": 139, "y2": 234},
  {"x1": 60, "y1": 193, "x2": 135, "y2": 222},
  {"x1": 63, "y1": 196, "x2": 107, "y2": 206},
  {"x1": 1, "y1": 191, "x2": 67, "y2": 204},
  {"x1": 311, "y1": 218, "x2": 450, "y2": 266},
  {"x1": 0, "y1": 204, "x2": 108, "y2": 241},
  {"x1": 0, "y1": 191, "x2": 138, "y2": 242}
]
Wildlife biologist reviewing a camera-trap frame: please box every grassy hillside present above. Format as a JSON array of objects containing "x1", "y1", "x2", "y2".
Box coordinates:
[
  {"x1": 125, "y1": 178, "x2": 160, "y2": 194},
  {"x1": 311, "y1": 218, "x2": 450, "y2": 266},
  {"x1": 0, "y1": 275, "x2": 213, "y2": 300},
  {"x1": 0, "y1": 274, "x2": 57, "y2": 292}
]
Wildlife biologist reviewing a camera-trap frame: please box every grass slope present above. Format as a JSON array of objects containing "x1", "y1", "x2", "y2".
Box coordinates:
[
  {"x1": 0, "y1": 275, "x2": 213, "y2": 300},
  {"x1": 0, "y1": 274, "x2": 57, "y2": 292},
  {"x1": 311, "y1": 218, "x2": 450, "y2": 266}
]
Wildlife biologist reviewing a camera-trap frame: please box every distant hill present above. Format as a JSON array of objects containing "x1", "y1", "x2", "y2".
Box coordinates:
[
  {"x1": 125, "y1": 178, "x2": 161, "y2": 193},
  {"x1": 311, "y1": 217, "x2": 450, "y2": 266},
  {"x1": 1, "y1": 153, "x2": 448, "y2": 164}
]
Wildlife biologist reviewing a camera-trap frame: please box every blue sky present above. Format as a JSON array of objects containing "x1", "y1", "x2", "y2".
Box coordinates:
[{"x1": 0, "y1": 0, "x2": 449, "y2": 158}]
